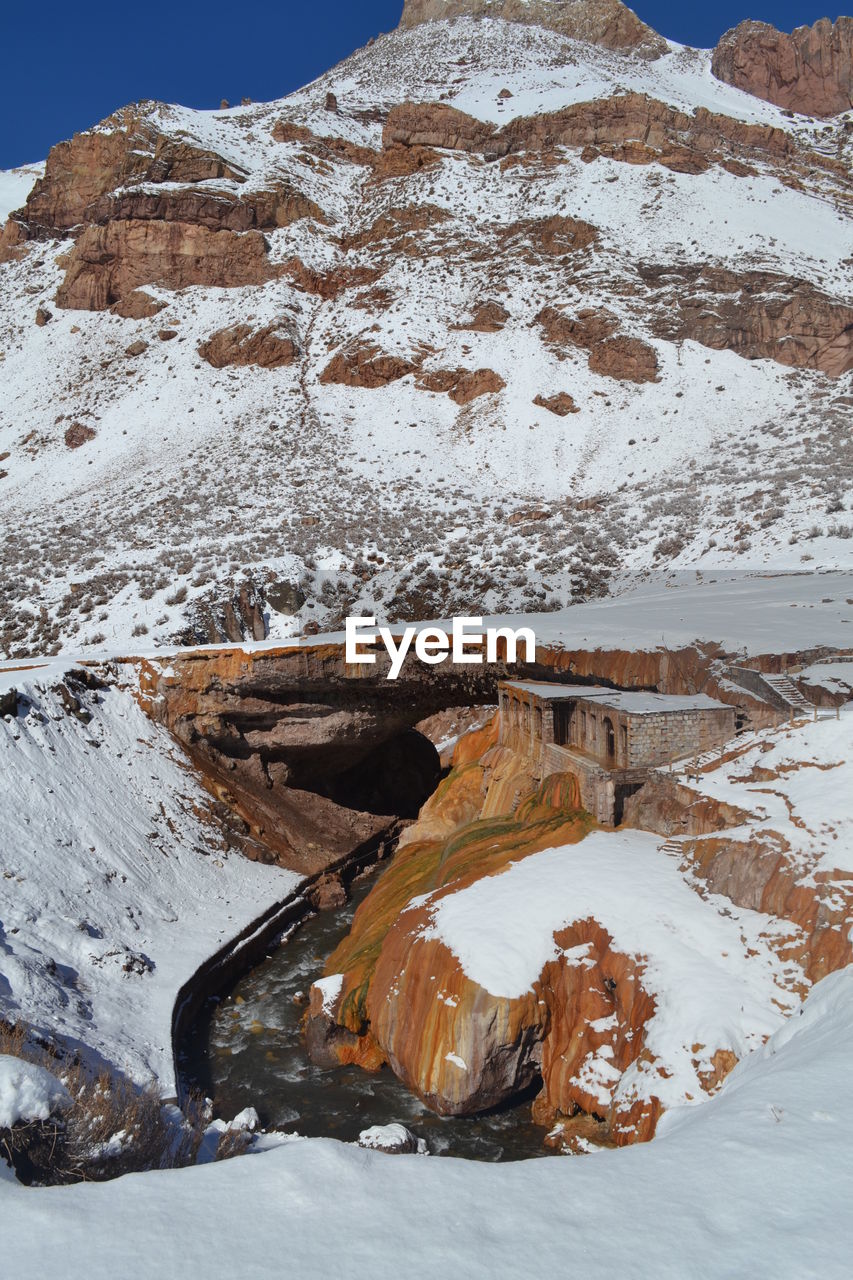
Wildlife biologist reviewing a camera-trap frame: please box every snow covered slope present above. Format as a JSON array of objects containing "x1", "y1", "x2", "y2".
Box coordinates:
[
  {"x1": 0, "y1": 13, "x2": 850, "y2": 660},
  {"x1": 0, "y1": 664, "x2": 298, "y2": 1085}
]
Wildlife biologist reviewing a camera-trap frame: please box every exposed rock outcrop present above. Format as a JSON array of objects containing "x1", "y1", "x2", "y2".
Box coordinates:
[
  {"x1": 537, "y1": 305, "x2": 658, "y2": 381},
  {"x1": 500, "y1": 213, "x2": 598, "y2": 257},
  {"x1": 588, "y1": 335, "x2": 659, "y2": 383},
  {"x1": 417, "y1": 366, "x2": 506, "y2": 403},
  {"x1": 712, "y1": 17, "x2": 853, "y2": 118},
  {"x1": 453, "y1": 300, "x2": 509, "y2": 332},
  {"x1": 341, "y1": 204, "x2": 452, "y2": 253},
  {"x1": 638, "y1": 264, "x2": 853, "y2": 377},
  {"x1": 283, "y1": 258, "x2": 383, "y2": 299},
  {"x1": 382, "y1": 92, "x2": 812, "y2": 176},
  {"x1": 110, "y1": 290, "x2": 165, "y2": 319},
  {"x1": 198, "y1": 323, "x2": 299, "y2": 369},
  {"x1": 538, "y1": 306, "x2": 618, "y2": 350},
  {"x1": 16, "y1": 118, "x2": 246, "y2": 237},
  {"x1": 533, "y1": 391, "x2": 579, "y2": 415},
  {"x1": 319, "y1": 343, "x2": 420, "y2": 388},
  {"x1": 82, "y1": 183, "x2": 324, "y2": 232},
  {"x1": 64, "y1": 423, "x2": 96, "y2": 448},
  {"x1": 397, "y1": 0, "x2": 668, "y2": 58},
  {"x1": 55, "y1": 220, "x2": 275, "y2": 311}
]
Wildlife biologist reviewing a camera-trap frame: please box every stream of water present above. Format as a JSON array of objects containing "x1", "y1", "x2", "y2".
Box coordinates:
[{"x1": 180, "y1": 872, "x2": 552, "y2": 1161}]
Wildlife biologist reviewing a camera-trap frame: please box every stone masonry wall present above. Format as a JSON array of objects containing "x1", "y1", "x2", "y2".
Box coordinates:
[{"x1": 626, "y1": 707, "x2": 735, "y2": 767}]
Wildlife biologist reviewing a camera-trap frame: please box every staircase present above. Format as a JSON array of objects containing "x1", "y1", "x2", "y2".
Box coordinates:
[
  {"x1": 761, "y1": 672, "x2": 815, "y2": 715},
  {"x1": 658, "y1": 839, "x2": 684, "y2": 857}
]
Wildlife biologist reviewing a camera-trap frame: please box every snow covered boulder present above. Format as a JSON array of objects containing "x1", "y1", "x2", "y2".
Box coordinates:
[
  {"x1": 0, "y1": 1055, "x2": 71, "y2": 1129},
  {"x1": 357, "y1": 1123, "x2": 427, "y2": 1155},
  {"x1": 0, "y1": 1055, "x2": 72, "y2": 1183}
]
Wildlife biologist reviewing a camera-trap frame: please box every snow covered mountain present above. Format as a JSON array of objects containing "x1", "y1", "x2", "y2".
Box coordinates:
[{"x1": 0, "y1": 2, "x2": 851, "y2": 658}]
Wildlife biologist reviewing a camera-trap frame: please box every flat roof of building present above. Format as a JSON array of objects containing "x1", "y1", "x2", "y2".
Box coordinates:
[{"x1": 500, "y1": 680, "x2": 731, "y2": 716}]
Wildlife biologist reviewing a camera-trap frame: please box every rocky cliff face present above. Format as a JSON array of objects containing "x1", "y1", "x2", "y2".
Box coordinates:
[
  {"x1": 712, "y1": 17, "x2": 853, "y2": 118},
  {"x1": 0, "y1": 11, "x2": 851, "y2": 657}
]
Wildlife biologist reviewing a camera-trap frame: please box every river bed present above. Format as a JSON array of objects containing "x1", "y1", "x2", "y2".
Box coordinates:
[{"x1": 179, "y1": 873, "x2": 552, "y2": 1162}]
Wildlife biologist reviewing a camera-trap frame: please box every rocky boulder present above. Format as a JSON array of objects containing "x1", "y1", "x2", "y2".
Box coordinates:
[
  {"x1": 319, "y1": 343, "x2": 420, "y2": 388},
  {"x1": 453, "y1": 300, "x2": 509, "y2": 332},
  {"x1": 357, "y1": 1123, "x2": 427, "y2": 1154},
  {"x1": 417, "y1": 366, "x2": 506, "y2": 403},
  {"x1": 712, "y1": 17, "x2": 853, "y2": 118},
  {"x1": 533, "y1": 391, "x2": 579, "y2": 415},
  {"x1": 198, "y1": 323, "x2": 299, "y2": 370},
  {"x1": 64, "y1": 423, "x2": 96, "y2": 448},
  {"x1": 588, "y1": 335, "x2": 659, "y2": 383}
]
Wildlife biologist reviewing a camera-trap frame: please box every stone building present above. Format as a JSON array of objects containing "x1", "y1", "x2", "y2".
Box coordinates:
[{"x1": 498, "y1": 680, "x2": 737, "y2": 824}]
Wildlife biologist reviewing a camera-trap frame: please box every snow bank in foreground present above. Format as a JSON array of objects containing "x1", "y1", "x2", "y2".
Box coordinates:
[
  {"x1": 1, "y1": 967, "x2": 852, "y2": 1278},
  {"x1": 0, "y1": 1056, "x2": 71, "y2": 1129}
]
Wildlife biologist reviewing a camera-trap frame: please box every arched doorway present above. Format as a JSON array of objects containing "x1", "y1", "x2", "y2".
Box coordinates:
[{"x1": 603, "y1": 716, "x2": 616, "y2": 762}]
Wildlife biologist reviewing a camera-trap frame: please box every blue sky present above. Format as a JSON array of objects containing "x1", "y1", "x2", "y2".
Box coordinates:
[{"x1": 0, "y1": 2, "x2": 839, "y2": 168}]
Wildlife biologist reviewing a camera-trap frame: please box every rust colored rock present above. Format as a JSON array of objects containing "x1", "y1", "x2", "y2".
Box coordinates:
[
  {"x1": 342, "y1": 203, "x2": 451, "y2": 253},
  {"x1": 282, "y1": 257, "x2": 382, "y2": 300},
  {"x1": 64, "y1": 422, "x2": 96, "y2": 448},
  {"x1": 453, "y1": 300, "x2": 509, "y2": 332},
  {"x1": 383, "y1": 101, "x2": 494, "y2": 154},
  {"x1": 501, "y1": 214, "x2": 598, "y2": 257},
  {"x1": 198, "y1": 323, "x2": 299, "y2": 369},
  {"x1": 110, "y1": 290, "x2": 166, "y2": 320},
  {"x1": 639, "y1": 263, "x2": 853, "y2": 377},
  {"x1": 534, "y1": 391, "x2": 579, "y2": 415},
  {"x1": 20, "y1": 117, "x2": 246, "y2": 236},
  {"x1": 305, "y1": 978, "x2": 385, "y2": 1071},
  {"x1": 418, "y1": 366, "x2": 506, "y2": 403},
  {"x1": 538, "y1": 305, "x2": 619, "y2": 351},
  {"x1": 397, "y1": 0, "x2": 667, "y2": 57},
  {"x1": 588, "y1": 335, "x2": 659, "y2": 383},
  {"x1": 83, "y1": 183, "x2": 324, "y2": 233},
  {"x1": 319, "y1": 342, "x2": 420, "y2": 388},
  {"x1": 271, "y1": 120, "x2": 378, "y2": 168},
  {"x1": 371, "y1": 143, "x2": 443, "y2": 181},
  {"x1": 124, "y1": 339, "x2": 148, "y2": 357},
  {"x1": 712, "y1": 17, "x2": 853, "y2": 118},
  {"x1": 55, "y1": 220, "x2": 274, "y2": 311},
  {"x1": 158, "y1": 328, "x2": 178, "y2": 341},
  {"x1": 0, "y1": 216, "x2": 29, "y2": 263},
  {"x1": 383, "y1": 92, "x2": 810, "y2": 178},
  {"x1": 34, "y1": 306, "x2": 51, "y2": 326}
]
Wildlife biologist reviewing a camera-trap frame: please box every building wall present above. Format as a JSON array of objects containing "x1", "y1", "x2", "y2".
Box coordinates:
[
  {"x1": 624, "y1": 707, "x2": 735, "y2": 767},
  {"x1": 499, "y1": 688, "x2": 735, "y2": 769}
]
